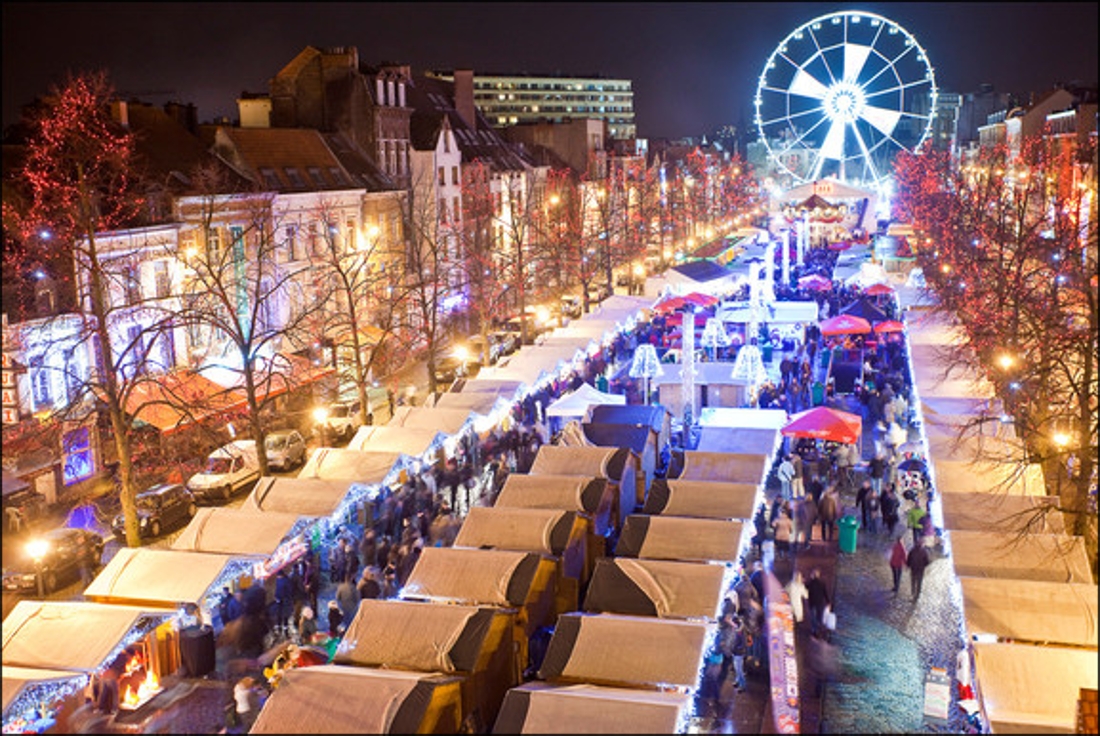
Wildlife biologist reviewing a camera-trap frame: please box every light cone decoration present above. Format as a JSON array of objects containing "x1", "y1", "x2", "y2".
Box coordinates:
[
  {"x1": 682, "y1": 310, "x2": 697, "y2": 425},
  {"x1": 731, "y1": 343, "x2": 769, "y2": 405},
  {"x1": 629, "y1": 343, "x2": 663, "y2": 405}
]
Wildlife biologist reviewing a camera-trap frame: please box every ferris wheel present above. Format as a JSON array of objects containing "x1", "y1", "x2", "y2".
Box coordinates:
[{"x1": 755, "y1": 10, "x2": 937, "y2": 189}]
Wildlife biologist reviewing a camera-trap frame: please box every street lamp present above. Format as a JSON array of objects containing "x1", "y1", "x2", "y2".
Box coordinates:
[{"x1": 26, "y1": 538, "x2": 49, "y2": 598}]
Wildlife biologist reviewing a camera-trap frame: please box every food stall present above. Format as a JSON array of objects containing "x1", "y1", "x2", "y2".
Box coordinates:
[
  {"x1": 959, "y1": 577, "x2": 1098, "y2": 647},
  {"x1": 244, "y1": 477, "x2": 355, "y2": 517},
  {"x1": 614, "y1": 515, "x2": 746, "y2": 565},
  {"x1": 493, "y1": 681, "x2": 694, "y2": 734},
  {"x1": 528, "y1": 445, "x2": 640, "y2": 531},
  {"x1": 642, "y1": 479, "x2": 759, "y2": 520},
  {"x1": 335, "y1": 599, "x2": 518, "y2": 729},
  {"x1": 172, "y1": 507, "x2": 312, "y2": 585},
  {"x1": 583, "y1": 558, "x2": 730, "y2": 621},
  {"x1": 538, "y1": 612, "x2": 713, "y2": 691},
  {"x1": 250, "y1": 664, "x2": 465, "y2": 734},
  {"x1": 940, "y1": 493, "x2": 1065, "y2": 534},
  {"x1": 947, "y1": 530, "x2": 1093, "y2": 583},
  {"x1": 2, "y1": 601, "x2": 178, "y2": 726},
  {"x1": 667, "y1": 450, "x2": 770, "y2": 488}
]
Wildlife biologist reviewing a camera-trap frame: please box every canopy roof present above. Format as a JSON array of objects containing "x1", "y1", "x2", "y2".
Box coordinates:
[
  {"x1": 529, "y1": 445, "x2": 631, "y2": 482},
  {"x1": 587, "y1": 404, "x2": 668, "y2": 433},
  {"x1": 581, "y1": 424, "x2": 654, "y2": 455},
  {"x1": 493, "y1": 682, "x2": 693, "y2": 734},
  {"x1": 642, "y1": 478, "x2": 759, "y2": 520},
  {"x1": 495, "y1": 474, "x2": 608, "y2": 516},
  {"x1": 909, "y1": 343, "x2": 996, "y2": 400},
  {"x1": 818, "y1": 313, "x2": 872, "y2": 336},
  {"x1": 972, "y1": 642, "x2": 1098, "y2": 733},
  {"x1": 670, "y1": 451, "x2": 769, "y2": 485},
  {"x1": 781, "y1": 406, "x2": 862, "y2": 445},
  {"x1": 400, "y1": 547, "x2": 544, "y2": 607},
  {"x1": 932, "y1": 460, "x2": 1047, "y2": 497},
  {"x1": 297, "y1": 448, "x2": 403, "y2": 484},
  {"x1": 939, "y1": 493, "x2": 1063, "y2": 533},
  {"x1": 615, "y1": 515, "x2": 744, "y2": 563},
  {"x1": 3, "y1": 666, "x2": 87, "y2": 713},
  {"x1": 651, "y1": 362, "x2": 752, "y2": 387},
  {"x1": 172, "y1": 507, "x2": 303, "y2": 555},
  {"x1": 960, "y1": 577, "x2": 1098, "y2": 647},
  {"x1": 348, "y1": 425, "x2": 447, "y2": 457},
  {"x1": 948, "y1": 530, "x2": 1093, "y2": 583},
  {"x1": 840, "y1": 297, "x2": 889, "y2": 323},
  {"x1": 336, "y1": 599, "x2": 505, "y2": 673},
  {"x1": 583, "y1": 557, "x2": 727, "y2": 620},
  {"x1": 84, "y1": 547, "x2": 237, "y2": 607},
  {"x1": 433, "y1": 389, "x2": 513, "y2": 415},
  {"x1": 697, "y1": 407, "x2": 789, "y2": 430},
  {"x1": 454, "y1": 506, "x2": 578, "y2": 556},
  {"x1": 2, "y1": 601, "x2": 173, "y2": 672},
  {"x1": 244, "y1": 476, "x2": 354, "y2": 516},
  {"x1": 250, "y1": 664, "x2": 463, "y2": 734},
  {"x1": 717, "y1": 300, "x2": 819, "y2": 325},
  {"x1": 696, "y1": 426, "x2": 781, "y2": 456},
  {"x1": 545, "y1": 383, "x2": 625, "y2": 419},
  {"x1": 539, "y1": 612, "x2": 713, "y2": 689}
]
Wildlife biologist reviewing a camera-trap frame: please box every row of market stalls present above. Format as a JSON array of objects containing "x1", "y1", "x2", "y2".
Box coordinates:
[{"x1": 901, "y1": 303, "x2": 1098, "y2": 733}]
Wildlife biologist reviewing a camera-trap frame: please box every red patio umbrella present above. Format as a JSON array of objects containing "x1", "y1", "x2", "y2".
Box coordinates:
[
  {"x1": 654, "y1": 296, "x2": 687, "y2": 314},
  {"x1": 797, "y1": 274, "x2": 833, "y2": 291},
  {"x1": 864, "y1": 282, "x2": 895, "y2": 296},
  {"x1": 665, "y1": 312, "x2": 708, "y2": 327},
  {"x1": 683, "y1": 292, "x2": 719, "y2": 308},
  {"x1": 781, "y1": 406, "x2": 862, "y2": 445},
  {"x1": 818, "y1": 314, "x2": 872, "y2": 336},
  {"x1": 873, "y1": 319, "x2": 905, "y2": 334}
]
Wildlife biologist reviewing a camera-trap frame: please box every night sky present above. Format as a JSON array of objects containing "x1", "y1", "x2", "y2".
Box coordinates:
[{"x1": 3, "y1": 2, "x2": 1097, "y2": 139}]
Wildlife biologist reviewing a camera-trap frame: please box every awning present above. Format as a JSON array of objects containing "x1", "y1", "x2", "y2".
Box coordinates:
[{"x1": 124, "y1": 369, "x2": 243, "y2": 435}]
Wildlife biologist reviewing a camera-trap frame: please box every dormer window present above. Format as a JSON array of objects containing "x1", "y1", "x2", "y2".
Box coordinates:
[
  {"x1": 259, "y1": 167, "x2": 280, "y2": 189},
  {"x1": 307, "y1": 167, "x2": 326, "y2": 186},
  {"x1": 328, "y1": 167, "x2": 346, "y2": 186},
  {"x1": 284, "y1": 167, "x2": 305, "y2": 188}
]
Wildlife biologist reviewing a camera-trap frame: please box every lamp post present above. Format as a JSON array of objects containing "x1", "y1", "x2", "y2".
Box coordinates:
[{"x1": 26, "y1": 538, "x2": 48, "y2": 598}]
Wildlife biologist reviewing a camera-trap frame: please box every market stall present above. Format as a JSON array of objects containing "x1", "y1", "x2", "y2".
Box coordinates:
[
  {"x1": 653, "y1": 363, "x2": 752, "y2": 413},
  {"x1": 348, "y1": 425, "x2": 450, "y2": 463},
  {"x1": 297, "y1": 448, "x2": 405, "y2": 484},
  {"x1": 615, "y1": 515, "x2": 744, "y2": 564},
  {"x1": 244, "y1": 477, "x2": 355, "y2": 517},
  {"x1": 387, "y1": 406, "x2": 478, "y2": 436},
  {"x1": 545, "y1": 383, "x2": 625, "y2": 433},
  {"x1": 947, "y1": 530, "x2": 1093, "y2": 583},
  {"x1": 695, "y1": 425, "x2": 782, "y2": 456},
  {"x1": 940, "y1": 493, "x2": 1064, "y2": 533},
  {"x1": 538, "y1": 612, "x2": 713, "y2": 690},
  {"x1": 171, "y1": 508, "x2": 312, "y2": 583},
  {"x1": 971, "y1": 642, "x2": 1098, "y2": 733},
  {"x1": 492, "y1": 681, "x2": 694, "y2": 734},
  {"x1": 932, "y1": 460, "x2": 1047, "y2": 497},
  {"x1": 250, "y1": 664, "x2": 465, "y2": 734},
  {"x1": 2, "y1": 601, "x2": 178, "y2": 723},
  {"x1": 667, "y1": 450, "x2": 769, "y2": 487},
  {"x1": 642, "y1": 479, "x2": 759, "y2": 520},
  {"x1": 335, "y1": 599, "x2": 518, "y2": 729},
  {"x1": 529, "y1": 445, "x2": 641, "y2": 531},
  {"x1": 959, "y1": 577, "x2": 1098, "y2": 647},
  {"x1": 582, "y1": 557, "x2": 730, "y2": 621},
  {"x1": 3, "y1": 666, "x2": 87, "y2": 735}
]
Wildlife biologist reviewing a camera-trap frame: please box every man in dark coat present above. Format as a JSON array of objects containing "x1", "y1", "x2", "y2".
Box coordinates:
[
  {"x1": 805, "y1": 568, "x2": 830, "y2": 638},
  {"x1": 906, "y1": 541, "x2": 931, "y2": 601}
]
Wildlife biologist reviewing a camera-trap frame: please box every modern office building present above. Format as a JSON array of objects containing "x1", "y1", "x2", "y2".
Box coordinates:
[{"x1": 428, "y1": 70, "x2": 636, "y2": 140}]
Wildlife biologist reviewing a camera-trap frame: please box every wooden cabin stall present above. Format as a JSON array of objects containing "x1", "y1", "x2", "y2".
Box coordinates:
[
  {"x1": 528, "y1": 445, "x2": 641, "y2": 532},
  {"x1": 492, "y1": 682, "x2": 694, "y2": 734}
]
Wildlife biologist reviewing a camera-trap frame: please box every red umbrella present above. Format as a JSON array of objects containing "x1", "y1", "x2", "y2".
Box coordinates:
[
  {"x1": 828, "y1": 240, "x2": 852, "y2": 251},
  {"x1": 683, "y1": 292, "x2": 719, "y2": 308},
  {"x1": 781, "y1": 406, "x2": 862, "y2": 445},
  {"x1": 798, "y1": 274, "x2": 833, "y2": 291},
  {"x1": 818, "y1": 314, "x2": 872, "y2": 336},
  {"x1": 665, "y1": 312, "x2": 707, "y2": 327},
  {"x1": 873, "y1": 319, "x2": 905, "y2": 334},
  {"x1": 654, "y1": 296, "x2": 687, "y2": 314},
  {"x1": 864, "y1": 282, "x2": 895, "y2": 296}
]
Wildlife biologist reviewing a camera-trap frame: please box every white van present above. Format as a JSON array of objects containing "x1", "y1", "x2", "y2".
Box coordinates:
[{"x1": 187, "y1": 440, "x2": 261, "y2": 504}]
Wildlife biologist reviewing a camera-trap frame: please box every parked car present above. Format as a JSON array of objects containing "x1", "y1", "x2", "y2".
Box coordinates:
[
  {"x1": 560, "y1": 295, "x2": 583, "y2": 319},
  {"x1": 313, "y1": 401, "x2": 363, "y2": 443},
  {"x1": 111, "y1": 482, "x2": 196, "y2": 539},
  {"x1": 2, "y1": 527, "x2": 104, "y2": 594},
  {"x1": 265, "y1": 429, "x2": 307, "y2": 471},
  {"x1": 491, "y1": 330, "x2": 521, "y2": 357},
  {"x1": 187, "y1": 440, "x2": 262, "y2": 504}
]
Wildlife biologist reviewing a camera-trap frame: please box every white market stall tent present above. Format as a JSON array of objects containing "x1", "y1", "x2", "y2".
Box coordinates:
[
  {"x1": 717, "y1": 300, "x2": 819, "y2": 326},
  {"x1": 529, "y1": 445, "x2": 641, "y2": 531},
  {"x1": 971, "y1": 642, "x2": 1098, "y2": 734},
  {"x1": 250, "y1": 664, "x2": 465, "y2": 734},
  {"x1": 932, "y1": 459, "x2": 1046, "y2": 497},
  {"x1": 297, "y1": 447, "x2": 405, "y2": 485},
  {"x1": 669, "y1": 450, "x2": 770, "y2": 487},
  {"x1": 545, "y1": 383, "x2": 625, "y2": 424},
  {"x1": 653, "y1": 362, "x2": 752, "y2": 413},
  {"x1": 582, "y1": 557, "x2": 729, "y2": 621},
  {"x1": 939, "y1": 493, "x2": 1064, "y2": 533},
  {"x1": 959, "y1": 577, "x2": 1098, "y2": 647},
  {"x1": 947, "y1": 530, "x2": 1093, "y2": 584},
  {"x1": 642, "y1": 478, "x2": 759, "y2": 520},
  {"x1": 245, "y1": 477, "x2": 355, "y2": 517},
  {"x1": 84, "y1": 547, "x2": 247, "y2": 614},
  {"x1": 348, "y1": 424, "x2": 449, "y2": 459},
  {"x1": 493, "y1": 681, "x2": 694, "y2": 734},
  {"x1": 615, "y1": 515, "x2": 745, "y2": 564},
  {"x1": 538, "y1": 612, "x2": 713, "y2": 690},
  {"x1": 388, "y1": 405, "x2": 478, "y2": 436},
  {"x1": 3, "y1": 666, "x2": 88, "y2": 733},
  {"x1": 172, "y1": 507, "x2": 307, "y2": 556}
]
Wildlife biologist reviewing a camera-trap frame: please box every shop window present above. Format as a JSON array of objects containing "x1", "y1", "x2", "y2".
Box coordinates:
[{"x1": 63, "y1": 426, "x2": 93, "y2": 486}]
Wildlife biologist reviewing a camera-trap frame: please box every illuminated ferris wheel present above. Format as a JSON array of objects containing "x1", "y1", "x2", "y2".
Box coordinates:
[{"x1": 755, "y1": 9, "x2": 937, "y2": 189}]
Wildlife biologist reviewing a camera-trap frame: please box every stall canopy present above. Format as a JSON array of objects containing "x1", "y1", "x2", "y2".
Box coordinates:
[
  {"x1": 668, "y1": 451, "x2": 769, "y2": 486},
  {"x1": 2, "y1": 601, "x2": 174, "y2": 672},
  {"x1": 695, "y1": 426, "x2": 781, "y2": 456},
  {"x1": 959, "y1": 577, "x2": 1098, "y2": 647},
  {"x1": 336, "y1": 599, "x2": 510, "y2": 673},
  {"x1": 972, "y1": 642, "x2": 1098, "y2": 734},
  {"x1": 495, "y1": 474, "x2": 608, "y2": 517},
  {"x1": 529, "y1": 445, "x2": 633, "y2": 483},
  {"x1": 84, "y1": 548, "x2": 239, "y2": 608},
  {"x1": 245, "y1": 477, "x2": 355, "y2": 516},
  {"x1": 717, "y1": 300, "x2": 819, "y2": 325},
  {"x1": 434, "y1": 389, "x2": 515, "y2": 415},
  {"x1": 493, "y1": 681, "x2": 693, "y2": 734},
  {"x1": 932, "y1": 460, "x2": 1047, "y2": 497},
  {"x1": 948, "y1": 531, "x2": 1093, "y2": 583},
  {"x1": 454, "y1": 506, "x2": 581, "y2": 557},
  {"x1": 539, "y1": 612, "x2": 713, "y2": 689},
  {"x1": 348, "y1": 425, "x2": 448, "y2": 457},
  {"x1": 400, "y1": 547, "x2": 547, "y2": 608},
  {"x1": 642, "y1": 479, "x2": 759, "y2": 520},
  {"x1": 172, "y1": 507, "x2": 305, "y2": 556},
  {"x1": 940, "y1": 494, "x2": 1064, "y2": 533},
  {"x1": 583, "y1": 557, "x2": 727, "y2": 620},
  {"x1": 615, "y1": 515, "x2": 744, "y2": 563},
  {"x1": 3, "y1": 666, "x2": 86, "y2": 717},
  {"x1": 250, "y1": 664, "x2": 464, "y2": 734},
  {"x1": 387, "y1": 405, "x2": 476, "y2": 435},
  {"x1": 545, "y1": 383, "x2": 625, "y2": 420},
  {"x1": 781, "y1": 406, "x2": 862, "y2": 445},
  {"x1": 297, "y1": 448, "x2": 404, "y2": 484}
]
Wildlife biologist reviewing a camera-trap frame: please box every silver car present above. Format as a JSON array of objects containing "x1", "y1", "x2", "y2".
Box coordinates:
[{"x1": 265, "y1": 429, "x2": 306, "y2": 471}]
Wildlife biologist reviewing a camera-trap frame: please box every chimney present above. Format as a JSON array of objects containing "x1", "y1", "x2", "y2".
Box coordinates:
[
  {"x1": 110, "y1": 100, "x2": 129, "y2": 128},
  {"x1": 453, "y1": 69, "x2": 476, "y2": 131}
]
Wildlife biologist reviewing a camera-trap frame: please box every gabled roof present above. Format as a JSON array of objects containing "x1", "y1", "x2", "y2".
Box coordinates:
[
  {"x1": 213, "y1": 127, "x2": 356, "y2": 192},
  {"x1": 406, "y1": 73, "x2": 533, "y2": 172},
  {"x1": 124, "y1": 101, "x2": 237, "y2": 194},
  {"x1": 670, "y1": 260, "x2": 734, "y2": 283},
  {"x1": 322, "y1": 132, "x2": 397, "y2": 191}
]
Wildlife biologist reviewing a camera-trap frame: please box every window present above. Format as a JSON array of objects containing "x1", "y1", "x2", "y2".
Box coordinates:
[
  {"x1": 439, "y1": 198, "x2": 448, "y2": 224},
  {"x1": 451, "y1": 166, "x2": 459, "y2": 185},
  {"x1": 124, "y1": 263, "x2": 142, "y2": 305},
  {"x1": 206, "y1": 228, "x2": 222, "y2": 262},
  {"x1": 259, "y1": 167, "x2": 281, "y2": 189},
  {"x1": 153, "y1": 261, "x2": 170, "y2": 299},
  {"x1": 328, "y1": 167, "x2": 346, "y2": 186},
  {"x1": 345, "y1": 220, "x2": 356, "y2": 251},
  {"x1": 307, "y1": 167, "x2": 325, "y2": 187},
  {"x1": 30, "y1": 355, "x2": 51, "y2": 409},
  {"x1": 285, "y1": 226, "x2": 300, "y2": 261},
  {"x1": 63, "y1": 426, "x2": 93, "y2": 486},
  {"x1": 284, "y1": 167, "x2": 305, "y2": 188},
  {"x1": 453, "y1": 196, "x2": 461, "y2": 222},
  {"x1": 443, "y1": 132, "x2": 450, "y2": 153},
  {"x1": 438, "y1": 167, "x2": 446, "y2": 186}
]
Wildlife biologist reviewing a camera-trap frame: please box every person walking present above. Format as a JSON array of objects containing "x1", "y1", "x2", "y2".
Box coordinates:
[
  {"x1": 880, "y1": 485, "x2": 900, "y2": 537},
  {"x1": 794, "y1": 494, "x2": 818, "y2": 552},
  {"x1": 906, "y1": 504, "x2": 927, "y2": 548},
  {"x1": 787, "y1": 570, "x2": 808, "y2": 624},
  {"x1": 805, "y1": 568, "x2": 830, "y2": 639},
  {"x1": 864, "y1": 485, "x2": 880, "y2": 535},
  {"x1": 906, "y1": 540, "x2": 931, "y2": 602},
  {"x1": 817, "y1": 485, "x2": 839, "y2": 543},
  {"x1": 777, "y1": 455, "x2": 796, "y2": 502},
  {"x1": 889, "y1": 537, "x2": 907, "y2": 595},
  {"x1": 856, "y1": 480, "x2": 874, "y2": 531},
  {"x1": 790, "y1": 453, "x2": 805, "y2": 499},
  {"x1": 869, "y1": 453, "x2": 886, "y2": 495},
  {"x1": 772, "y1": 509, "x2": 793, "y2": 560}
]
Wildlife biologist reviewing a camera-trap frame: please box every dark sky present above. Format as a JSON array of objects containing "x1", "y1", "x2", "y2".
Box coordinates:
[{"x1": 4, "y1": 2, "x2": 1097, "y2": 139}]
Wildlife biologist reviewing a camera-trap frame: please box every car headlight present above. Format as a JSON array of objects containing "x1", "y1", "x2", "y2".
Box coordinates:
[{"x1": 140, "y1": 518, "x2": 148, "y2": 527}]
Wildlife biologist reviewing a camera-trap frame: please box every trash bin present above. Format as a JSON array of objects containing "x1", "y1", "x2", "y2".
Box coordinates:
[
  {"x1": 811, "y1": 381, "x2": 825, "y2": 407},
  {"x1": 838, "y1": 515, "x2": 860, "y2": 554},
  {"x1": 179, "y1": 625, "x2": 216, "y2": 676}
]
